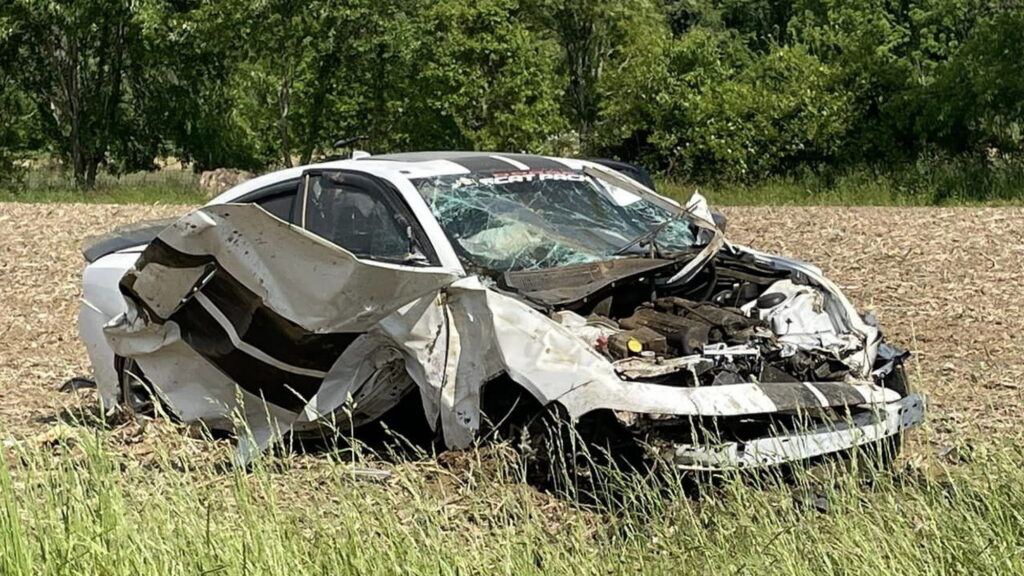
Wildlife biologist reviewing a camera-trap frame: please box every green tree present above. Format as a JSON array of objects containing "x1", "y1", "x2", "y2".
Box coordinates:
[
  {"x1": 0, "y1": 85, "x2": 32, "y2": 188},
  {"x1": 590, "y1": 0, "x2": 671, "y2": 160},
  {"x1": 527, "y1": 0, "x2": 660, "y2": 152},
  {"x1": 216, "y1": 0, "x2": 324, "y2": 167},
  {"x1": 0, "y1": 18, "x2": 33, "y2": 187},
  {"x1": 918, "y1": 5, "x2": 1024, "y2": 154},
  {"x1": 662, "y1": 34, "x2": 852, "y2": 179},
  {"x1": 410, "y1": 0, "x2": 567, "y2": 152},
  {"x1": 1, "y1": 0, "x2": 150, "y2": 188},
  {"x1": 664, "y1": 0, "x2": 793, "y2": 47},
  {"x1": 210, "y1": 0, "x2": 430, "y2": 165},
  {"x1": 132, "y1": 1, "x2": 263, "y2": 171}
]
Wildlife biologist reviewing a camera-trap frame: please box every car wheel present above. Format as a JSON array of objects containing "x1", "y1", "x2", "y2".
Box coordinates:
[{"x1": 517, "y1": 406, "x2": 647, "y2": 503}]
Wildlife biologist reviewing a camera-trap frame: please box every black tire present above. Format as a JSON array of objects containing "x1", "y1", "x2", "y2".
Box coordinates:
[{"x1": 517, "y1": 406, "x2": 648, "y2": 503}]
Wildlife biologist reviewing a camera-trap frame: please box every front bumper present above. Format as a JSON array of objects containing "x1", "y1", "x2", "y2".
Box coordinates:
[{"x1": 671, "y1": 393, "x2": 926, "y2": 470}]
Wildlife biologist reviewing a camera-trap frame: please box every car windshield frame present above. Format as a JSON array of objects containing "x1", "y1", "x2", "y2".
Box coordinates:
[{"x1": 411, "y1": 168, "x2": 706, "y2": 273}]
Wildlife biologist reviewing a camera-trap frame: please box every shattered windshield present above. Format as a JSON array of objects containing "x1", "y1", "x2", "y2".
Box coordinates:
[{"x1": 413, "y1": 170, "x2": 700, "y2": 271}]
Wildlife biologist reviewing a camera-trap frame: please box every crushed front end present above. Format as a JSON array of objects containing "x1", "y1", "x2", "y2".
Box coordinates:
[{"x1": 500, "y1": 243, "x2": 926, "y2": 471}]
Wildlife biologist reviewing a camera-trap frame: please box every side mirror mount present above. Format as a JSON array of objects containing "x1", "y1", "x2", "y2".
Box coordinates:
[{"x1": 711, "y1": 211, "x2": 727, "y2": 233}]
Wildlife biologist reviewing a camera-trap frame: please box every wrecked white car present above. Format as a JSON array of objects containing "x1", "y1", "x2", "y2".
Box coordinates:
[{"x1": 78, "y1": 152, "x2": 924, "y2": 468}]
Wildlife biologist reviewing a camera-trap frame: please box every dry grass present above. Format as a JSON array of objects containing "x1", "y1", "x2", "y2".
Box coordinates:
[{"x1": 0, "y1": 204, "x2": 183, "y2": 434}]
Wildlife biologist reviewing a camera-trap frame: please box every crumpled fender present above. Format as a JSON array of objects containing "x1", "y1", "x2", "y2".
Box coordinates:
[{"x1": 383, "y1": 277, "x2": 900, "y2": 449}]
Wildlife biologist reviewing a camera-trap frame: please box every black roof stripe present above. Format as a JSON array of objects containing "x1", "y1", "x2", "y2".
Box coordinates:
[
  {"x1": 501, "y1": 154, "x2": 568, "y2": 171},
  {"x1": 447, "y1": 155, "x2": 522, "y2": 173},
  {"x1": 366, "y1": 151, "x2": 575, "y2": 173}
]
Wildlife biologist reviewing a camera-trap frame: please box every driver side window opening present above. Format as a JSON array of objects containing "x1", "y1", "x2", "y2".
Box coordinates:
[
  {"x1": 240, "y1": 178, "x2": 302, "y2": 224},
  {"x1": 301, "y1": 171, "x2": 436, "y2": 266}
]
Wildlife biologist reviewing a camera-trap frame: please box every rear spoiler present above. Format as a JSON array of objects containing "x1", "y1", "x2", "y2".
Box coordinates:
[{"x1": 81, "y1": 218, "x2": 178, "y2": 263}]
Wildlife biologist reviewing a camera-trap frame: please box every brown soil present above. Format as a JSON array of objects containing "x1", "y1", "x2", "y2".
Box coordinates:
[{"x1": 1, "y1": 203, "x2": 1021, "y2": 451}]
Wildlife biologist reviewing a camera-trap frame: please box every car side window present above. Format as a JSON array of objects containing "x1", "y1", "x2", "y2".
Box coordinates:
[
  {"x1": 257, "y1": 193, "x2": 297, "y2": 222},
  {"x1": 302, "y1": 171, "x2": 432, "y2": 265},
  {"x1": 247, "y1": 178, "x2": 301, "y2": 223}
]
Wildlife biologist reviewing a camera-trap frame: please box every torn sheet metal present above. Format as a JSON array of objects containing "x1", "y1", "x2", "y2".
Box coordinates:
[
  {"x1": 105, "y1": 204, "x2": 459, "y2": 457},
  {"x1": 380, "y1": 276, "x2": 903, "y2": 448},
  {"x1": 736, "y1": 245, "x2": 881, "y2": 378}
]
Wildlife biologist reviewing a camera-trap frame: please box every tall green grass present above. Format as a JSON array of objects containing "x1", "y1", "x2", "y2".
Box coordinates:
[
  {"x1": 665, "y1": 155, "x2": 1024, "y2": 206},
  {"x1": 0, "y1": 167, "x2": 207, "y2": 204},
  {"x1": 2, "y1": 421, "x2": 1021, "y2": 575},
  {"x1": 4, "y1": 155, "x2": 1024, "y2": 206}
]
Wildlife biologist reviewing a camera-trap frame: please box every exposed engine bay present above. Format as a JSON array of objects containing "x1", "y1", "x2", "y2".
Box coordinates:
[{"x1": 502, "y1": 251, "x2": 903, "y2": 392}]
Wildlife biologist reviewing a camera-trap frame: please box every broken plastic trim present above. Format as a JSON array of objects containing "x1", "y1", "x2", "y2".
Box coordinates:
[{"x1": 669, "y1": 393, "x2": 926, "y2": 470}]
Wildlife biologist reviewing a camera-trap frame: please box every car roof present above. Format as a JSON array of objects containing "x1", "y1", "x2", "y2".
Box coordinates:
[{"x1": 208, "y1": 152, "x2": 593, "y2": 205}]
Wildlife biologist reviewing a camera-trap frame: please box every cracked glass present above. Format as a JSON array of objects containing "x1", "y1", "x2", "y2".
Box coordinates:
[{"x1": 413, "y1": 170, "x2": 701, "y2": 272}]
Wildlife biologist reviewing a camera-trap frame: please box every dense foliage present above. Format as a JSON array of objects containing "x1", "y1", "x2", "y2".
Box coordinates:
[{"x1": 0, "y1": 0, "x2": 1021, "y2": 188}]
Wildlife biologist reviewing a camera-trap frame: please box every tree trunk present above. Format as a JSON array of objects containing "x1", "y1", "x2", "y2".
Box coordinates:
[
  {"x1": 556, "y1": 2, "x2": 605, "y2": 154},
  {"x1": 49, "y1": 30, "x2": 88, "y2": 188},
  {"x1": 92, "y1": 12, "x2": 127, "y2": 189},
  {"x1": 71, "y1": 134, "x2": 87, "y2": 188},
  {"x1": 85, "y1": 157, "x2": 99, "y2": 189},
  {"x1": 278, "y1": 74, "x2": 293, "y2": 168}
]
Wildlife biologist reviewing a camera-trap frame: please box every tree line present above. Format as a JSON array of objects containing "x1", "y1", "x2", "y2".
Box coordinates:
[{"x1": 0, "y1": 0, "x2": 1021, "y2": 189}]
